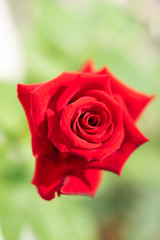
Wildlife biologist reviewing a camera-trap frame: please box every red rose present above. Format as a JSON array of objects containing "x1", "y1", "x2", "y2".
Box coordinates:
[{"x1": 17, "y1": 61, "x2": 154, "y2": 200}]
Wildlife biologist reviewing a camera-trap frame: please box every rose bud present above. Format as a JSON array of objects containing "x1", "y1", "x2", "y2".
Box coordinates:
[{"x1": 17, "y1": 61, "x2": 154, "y2": 200}]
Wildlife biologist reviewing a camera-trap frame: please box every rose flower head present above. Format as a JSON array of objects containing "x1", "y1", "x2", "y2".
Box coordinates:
[{"x1": 17, "y1": 61, "x2": 154, "y2": 200}]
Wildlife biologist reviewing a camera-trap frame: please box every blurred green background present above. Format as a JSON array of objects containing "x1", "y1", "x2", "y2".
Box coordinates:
[{"x1": 0, "y1": 0, "x2": 160, "y2": 239}]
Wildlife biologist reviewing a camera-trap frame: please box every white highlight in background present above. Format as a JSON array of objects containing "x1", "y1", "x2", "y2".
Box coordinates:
[
  {"x1": 0, "y1": 224, "x2": 5, "y2": 240},
  {"x1": 0, "y1": 0, "x2": 25, "y2": 82},
  {"x1": 19, "y1": 225, "x2": 37, "y2": 240}
]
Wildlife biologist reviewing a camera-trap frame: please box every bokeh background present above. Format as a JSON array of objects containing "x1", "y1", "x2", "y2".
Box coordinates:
[{"x1": 0, "y1": 0, "x2": 160, "y2": 239}]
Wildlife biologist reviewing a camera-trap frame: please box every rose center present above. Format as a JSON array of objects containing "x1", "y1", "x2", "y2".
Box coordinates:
[{"x1": 88, "y1": 115, "x2": 98, "y2": 127}]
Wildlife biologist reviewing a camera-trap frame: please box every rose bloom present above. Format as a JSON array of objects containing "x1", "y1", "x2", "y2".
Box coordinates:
[{"x1": 17, "y1": 61, "x2": 154, "y2": 200}]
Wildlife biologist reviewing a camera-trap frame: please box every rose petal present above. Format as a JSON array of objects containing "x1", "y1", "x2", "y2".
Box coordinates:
[
  {"x1": 98, "y1": 67, "x2": 154, "y2": 121},
  {"x1": 30, "y1": 72, "x2": 78, "y2": 136},
  {"x1": 17, "y1": 83, "x2": 55, "y2": 158},
  {"x1": 81, "y1": 60, "x2": 95, "y2": 73},
  {"x1": 32, "y1": 152, "x2": 101, "y2": 200},
  {"x1": 56, "y1": 73, "x2": 111, "y2": 113},
  {"x1": 61, "y1": 169, "x2": 102, "y2": 197},
  {"x1": 32, "y1": 157, "x2": 66, "y2": 200},
  {"x1": 17, "y1": 83, "x2": 40, "y2": 133},
  {"x1": 46, "y1": 108, "x2": 69, "y2": 152},
  {"x1": 87, "y1": 107, "x2": 149, "y2": 175}
]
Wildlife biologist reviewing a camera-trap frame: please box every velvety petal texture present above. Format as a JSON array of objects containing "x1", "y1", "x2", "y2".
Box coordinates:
[{"x1": 17, "y1": 60, "x2": 154, "y2": 201}]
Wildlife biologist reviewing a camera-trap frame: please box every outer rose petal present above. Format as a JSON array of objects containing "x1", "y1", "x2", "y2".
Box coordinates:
[
  {"x1": 81, "y1": 60, "x2": 95, "y2": 73},
  {"x1": 30, "y1": 72, "x2": 78, "y2": 136},
  {"x1": 81, "y1": 61, "x2": 154, "y2": 121},
  {"x1": 32, "y1": 153, "x2": 102, "y2": 200},
  {"x1": 46, "y1": 109, "x2": 69, "y2": 152},
  {"x1": 98, "y1": 67, "x2": 154, "y2": 121},
  {"x1": 87, "y1": 107, "x2": 149, "y2": 175},
  {"x1": 32, "y1": 157, "x2": 66, "y2": 200},
  {"x1": 61, "y1": 169, "x2": 102, "y2": 197},
  {"x1": 17, "y1": 83, "x2": 56, "y2": 159},
  {"x1": 17, "y1": 83, "x2": 41, "y2": 133},
  {"x1": 56, "y1": 73, "x2": 111, "y2": 113}
]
